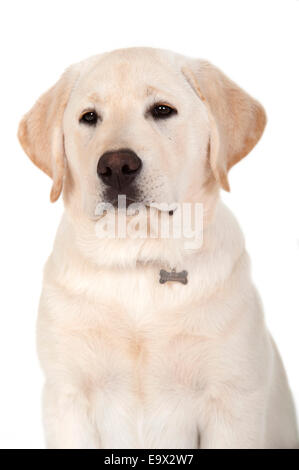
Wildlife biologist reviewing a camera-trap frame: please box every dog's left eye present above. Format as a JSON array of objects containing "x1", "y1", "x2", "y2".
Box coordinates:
[
  {"x1": 151, "y1": 104, "x2": 177, "y2": 119},
  {"x1": 80, "y1": 111, "x2": 98, "y2": 125}
]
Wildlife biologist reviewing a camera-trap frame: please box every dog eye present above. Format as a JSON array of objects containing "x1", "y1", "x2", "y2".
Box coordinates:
[
  {"x1": 151, "y1": 104, "x2": 177, "y2": 119},
  {"x1": 80, "y1": 111, "x2": 98, "y2": 125}
]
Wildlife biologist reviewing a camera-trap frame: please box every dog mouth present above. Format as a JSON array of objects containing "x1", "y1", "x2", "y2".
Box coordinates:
[
  {"x1": 101, "y1": 187, "x2": 175, "y2": 212},
  {"x1": 110, "y1": 196, "x2": 140, "y2": 209},
  {"x1": 94, "y1": 189, "x2": 177, "y2": 218},
  {"x1": 103, "y1": 187, "x2": 140, "y2": 208}
]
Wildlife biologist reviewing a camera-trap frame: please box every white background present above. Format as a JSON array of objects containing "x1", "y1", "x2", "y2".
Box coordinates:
[{"x1": 0, "y1": 0, "x2": 298, "y2": 448}]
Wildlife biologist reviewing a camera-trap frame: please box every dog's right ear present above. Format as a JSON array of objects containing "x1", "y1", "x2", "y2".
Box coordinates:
[{"x1": 18, "y1": 66, "x2": 79, "y2": 202}]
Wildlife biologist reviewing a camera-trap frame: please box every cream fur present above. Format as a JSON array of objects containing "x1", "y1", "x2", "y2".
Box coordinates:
[{"x1": 18, "y1": 48, "x2": 298, "y2": 449}]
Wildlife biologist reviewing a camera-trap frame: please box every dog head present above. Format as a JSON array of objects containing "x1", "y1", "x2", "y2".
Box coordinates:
[{"x1": 18, "y1": 48, "x2": 266, "y2": 220}]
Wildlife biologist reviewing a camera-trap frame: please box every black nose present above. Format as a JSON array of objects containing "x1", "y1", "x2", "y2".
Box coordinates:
[{"x1": 97, "y1": 149, "x2": 142, "y2": 190}]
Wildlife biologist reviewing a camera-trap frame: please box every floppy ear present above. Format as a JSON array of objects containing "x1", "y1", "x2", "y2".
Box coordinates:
[
  {"x1": 18, "y1": 66, "x2": 78, "y2": 202},
  {"x1": 182, "y1": 61, "x2": 267, "y2": 191}
]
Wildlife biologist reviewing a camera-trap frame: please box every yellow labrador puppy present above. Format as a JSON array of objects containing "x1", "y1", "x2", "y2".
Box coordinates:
[{"x1": 18, "y1": 48, "x2": 298, "y2": 449}]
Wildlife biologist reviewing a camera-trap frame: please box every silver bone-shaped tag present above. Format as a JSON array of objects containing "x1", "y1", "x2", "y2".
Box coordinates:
[{"x1": 159, "y1": 269, "x2": 188, "y2": 285}]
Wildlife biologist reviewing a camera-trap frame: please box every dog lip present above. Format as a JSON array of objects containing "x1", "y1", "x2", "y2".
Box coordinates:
[
  {"x1": 149, "y1": 202, "x2": 178, "y2": 214},
  {"x1": 95, "y1": 198, "x2": 178, "y2": 215}
]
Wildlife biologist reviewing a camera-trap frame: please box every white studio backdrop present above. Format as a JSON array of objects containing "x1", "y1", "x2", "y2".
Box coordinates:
[{"x1": 0, "y1": 0, "x2": 298, "y2": 448}]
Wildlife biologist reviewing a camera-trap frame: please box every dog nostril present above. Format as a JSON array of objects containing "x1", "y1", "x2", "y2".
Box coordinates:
[
  {"x1": 100, "y1": 167, "x2": 112, "y2": 177},
  {"x1": 122, "y1": 164, "x2": 137, "y2": 175}
]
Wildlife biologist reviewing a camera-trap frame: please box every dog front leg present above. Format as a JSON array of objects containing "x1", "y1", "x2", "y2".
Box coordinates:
[
  {"x1": 199, "y1": 393, "x2": 266, "y2": 449},
  {"x1": 42, "y1": 382, "x2": 100, "y2": 449}
]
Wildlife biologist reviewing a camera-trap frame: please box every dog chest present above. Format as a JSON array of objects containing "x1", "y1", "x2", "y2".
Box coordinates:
[{"x1": 40, "y1": 264, "x2": 210, "y2": 447}]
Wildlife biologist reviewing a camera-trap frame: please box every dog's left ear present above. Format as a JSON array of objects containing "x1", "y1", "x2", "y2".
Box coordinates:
[
  {"x1": 18, "y1": 66, "x2": 79, "y2": 202},
  {"x1": 182, "y1": 61, "x2": 267, "y2": 191}
]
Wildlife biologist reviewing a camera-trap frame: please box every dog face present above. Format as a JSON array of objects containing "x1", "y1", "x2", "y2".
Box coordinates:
[
  {"x1": 18, "y1": 48, "x2": 266, "y2": 221},
  {"x1": 62, "y1": 49, "x2": 212, "y2": 216}
]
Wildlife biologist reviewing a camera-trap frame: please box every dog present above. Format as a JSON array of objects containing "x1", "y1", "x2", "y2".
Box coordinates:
[{"x1": 18, "y1": 47, "x2": 298, "y2": 449}]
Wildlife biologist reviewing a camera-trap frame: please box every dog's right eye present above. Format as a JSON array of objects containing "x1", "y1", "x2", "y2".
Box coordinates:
[{"x1": 79, "y1": 111, "x2": 98, "y2": 126}]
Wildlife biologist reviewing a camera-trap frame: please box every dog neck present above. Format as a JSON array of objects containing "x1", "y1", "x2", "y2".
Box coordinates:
[{"x1": 59, "y1": 201, "x2": 244, "y2": 286}]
